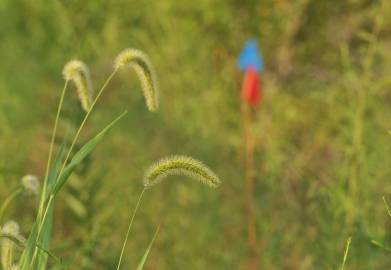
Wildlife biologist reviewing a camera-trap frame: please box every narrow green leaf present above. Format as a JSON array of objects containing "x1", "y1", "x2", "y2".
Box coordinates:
[
  {"x1": 371, "y1": 240, "x2": 391, "y2": 253},
  {"x1": 37, "y1": 141, "x2": 66, "y2": 269},
  {"x1": 19, "y1": 143, "x2": 66, "y2": 270},
  {"x1": 19, "y1": 111, "x2": 126, "y2": 269},
  {"x1": 50, "y1": 110, "x2": 127, "y2": 197},
  {"x1": 383, "y1": 196, "x2": 391, "y2": 219},
  {"x1": 340, "y1": 237, "x2": 351, "y2": 270},
  {"x1": 136, "y1": 224, "x2": 160, "y2": 270},
  {"x1": 36, "y1": 204, "x2": 54, "y2": 270}
]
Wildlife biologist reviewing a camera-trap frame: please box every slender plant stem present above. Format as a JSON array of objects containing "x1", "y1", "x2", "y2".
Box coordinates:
[
  {"x1": 38, "y1": 80, "x2": 69, "y2": 222},
  {"x1": 241, "y1": 100, "x2": 258, "y2": 270},
  {"x1": 33, "y1": 68, "x2": 118, "y2": 267},
  {"x1": 0, "y1": 188, "x2": 22, "y2": 223},
  {"x1": 57, "y1": 68, "x2": 118, "y2": 179},
  {"x1": 36, "y1": 195, "x2": 54, "y2": 240},
  {"x1": 30, "y1": 80, "x2": 68, "y2": 268},
  {"x1": 340, "y1": 237, "x2": 351, "y2": 270},
  {"x1": 116, "y1": 187, "x2": 146, "y2": 270}
]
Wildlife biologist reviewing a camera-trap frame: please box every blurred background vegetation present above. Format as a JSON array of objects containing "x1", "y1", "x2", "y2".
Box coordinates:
[{"x1": 0, "y1": 0, "x2": 390, "y2": 269}]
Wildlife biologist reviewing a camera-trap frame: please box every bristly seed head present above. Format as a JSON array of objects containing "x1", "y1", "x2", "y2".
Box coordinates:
[
  {"x1": 144, "y1": 155, "x2": 221, "y2": 188},
  {"x1": 1, "y1": 220, "x2": 25, "y2": 269},
  {"x1": 114, "y1": 49, "x2": 159, "y2": 112},
  {"x1": 62, "y1": 60, "x2": 93, "y2": 112}
]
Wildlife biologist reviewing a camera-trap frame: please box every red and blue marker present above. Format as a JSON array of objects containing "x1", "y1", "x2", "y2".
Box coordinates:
[{"x1": 237, "y1": 40, "x2": 264, "y2": 107}]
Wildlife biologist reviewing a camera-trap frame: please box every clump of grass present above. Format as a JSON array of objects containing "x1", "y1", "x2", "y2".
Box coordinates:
[
  {"x1": 62, "y1": 60, "x2": 93, "y2": 112},
  {"x1": 144, "y1": 155, "x2": 221, "y2": 188},
  {"x1": 1, "y1": 46, "x2": 220, "y2": 270},
  {"x1": 114, "y1": 49, "x2": 159, "y2": 111}
]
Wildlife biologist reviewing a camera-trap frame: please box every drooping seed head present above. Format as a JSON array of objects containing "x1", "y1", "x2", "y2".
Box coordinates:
[
  {"x1": 1, "y1": 221, "x2": 25, "y2": 269},
  {"x1": 0, "y1": 221, "x2": 25, "y2": 244},
  {"x1": 21, "y1": 174, "x2": 40, "y2": 195},
  {"x1": 114, "y1": 49, "x2": 159, "y2": 111},
  {"x1": 144, "y1": 155, "x2": 221, "y2": 188},
  {"x1": 62, "y1": 60, "x2": 93, "y2": 112}
]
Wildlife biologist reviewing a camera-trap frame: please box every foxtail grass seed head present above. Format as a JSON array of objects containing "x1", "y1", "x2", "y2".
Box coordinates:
[
  {"x1": 21, "y1": 174, "x2": 39, "y2": 195},
  {"x1": 144, "y1": 156, "x2": 221, "y2": 188},
  {"x1": 114, "y1": 49, "x2": 159, "y2": 111},
  {"x1": 1, "y1": 221, "x2": 25, "y2": 270},
  {"x1": 62, "y1": 60, "x2": 93, "y2": 112}
]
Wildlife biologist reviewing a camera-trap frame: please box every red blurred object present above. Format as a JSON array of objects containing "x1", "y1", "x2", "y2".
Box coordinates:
[{"x1": 241, "y1": 67, "x2": 261, "y2": 106}]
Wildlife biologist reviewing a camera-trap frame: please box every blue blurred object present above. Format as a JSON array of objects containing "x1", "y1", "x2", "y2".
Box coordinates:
[{"x1": 237, "y1": 39, "x2": 263, "y2": 72}]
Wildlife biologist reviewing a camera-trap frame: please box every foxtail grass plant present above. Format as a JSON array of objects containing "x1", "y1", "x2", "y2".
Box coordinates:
[
  {"x1": 57, "y1": 48, "x2": 158, "y2": 187},
  {"x1": 116, "y1": 156, "x2": 221, "y2": 270},
  {"x1": 0, "y1": 47, "x2": 221, "y2": 270}
]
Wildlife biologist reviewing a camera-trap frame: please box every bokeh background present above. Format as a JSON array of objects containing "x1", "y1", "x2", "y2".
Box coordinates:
[{"x1": 1, "y1": 0, "x2": 391, "y2": 269}]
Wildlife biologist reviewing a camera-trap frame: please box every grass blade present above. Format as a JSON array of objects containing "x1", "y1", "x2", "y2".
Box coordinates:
[
  {"x1": 18, "y1": 144, "x2": 66, "y2": 270},
  {"x1": 136, "y1": 224, "x2": 161, "y2": 270},
  {"x1": 20, "y1": 111, "x2": 126, "y2": 269},
  {"x1": 340, "y1": 237, "x2": 351, "y2": 270},
  {"x1": 382, "y1": 196, "x2": 391, "y2": 219},
  {"x1": 371, "y1": 240, "x2": 391, "y2": 253},
  {"x1": 50, "y1": 110, "x2": 127, "y2": 197}
]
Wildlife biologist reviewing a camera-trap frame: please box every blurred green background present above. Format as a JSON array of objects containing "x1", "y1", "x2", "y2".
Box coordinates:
[{"x1": 0, "y1": 0, "x2": 390, "y2": 269}]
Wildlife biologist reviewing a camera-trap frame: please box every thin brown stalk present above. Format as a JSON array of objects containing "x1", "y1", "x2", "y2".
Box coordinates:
[{"x1": 241, "y1": 100, "x2": 258, "y2": 270}]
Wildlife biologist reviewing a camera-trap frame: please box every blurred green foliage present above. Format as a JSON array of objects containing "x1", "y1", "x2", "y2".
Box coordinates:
[{"x1": 0, "y1": 0, "x2": 390, "y2": 269}]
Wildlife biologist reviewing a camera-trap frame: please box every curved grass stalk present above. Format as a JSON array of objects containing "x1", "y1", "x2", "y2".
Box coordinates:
[
  {"x1": 56, "y1": 68, "x2": 118, "y2": 182},
  {"x1": 0, "y1": 189, "x2": 22, "y2": 224},
  {"x1": 144, "y1": 155, "x2": 221, "y2": 188},
  {"x1": 115, "y1": 49, "x2": 159, "y2": 111}
]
